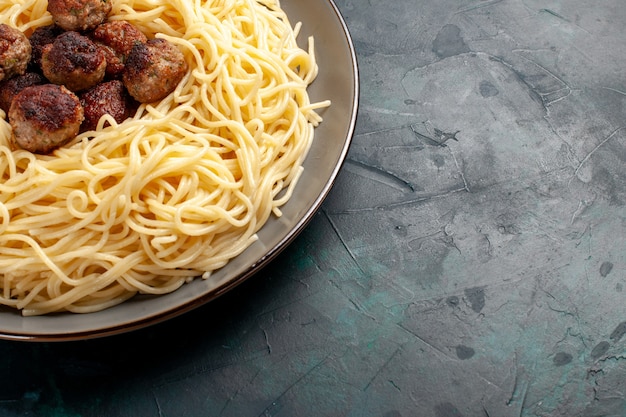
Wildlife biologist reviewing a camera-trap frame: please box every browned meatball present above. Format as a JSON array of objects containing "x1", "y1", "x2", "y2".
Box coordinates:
[
  {"x1": 123, "y1": 38, "x2": 187, "y2": 103},
  {"x1": 96, "y1": 43, "x2": 123, "y2": 79},
  {"x1": 91, "y1": 20, "x2": 147, "y2": 78},
  {"x1": 0, "y1": 72, "x2": 45, "y2": 113},
  {"x1": 0, "y1": 24, "x2": 31, "y2": 82},
  {"x1": 9, "y1": 84, "x2": 84, "y2": 154},
  {"x1": 28, "y1": 24, "x2": 63, "y2": 70},
  {"x1": 79, "y1": 80, "x2": 137, "y2": 132},
  {"x1": 47, "y1": 0, "x2": 112, "y2": 32},
  {"x1": 41, "y1": 31, "x2": 106, "y2": 91}
]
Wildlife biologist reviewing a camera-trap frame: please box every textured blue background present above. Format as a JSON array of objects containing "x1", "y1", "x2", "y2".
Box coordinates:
[{"x1": 2, "y1": 0, "x2": 626, "y2": 416}]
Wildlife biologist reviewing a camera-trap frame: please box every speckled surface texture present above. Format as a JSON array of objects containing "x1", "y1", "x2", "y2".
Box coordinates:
[{"x1": 1, "y1": 0, "x2": 626, "y2": 416}]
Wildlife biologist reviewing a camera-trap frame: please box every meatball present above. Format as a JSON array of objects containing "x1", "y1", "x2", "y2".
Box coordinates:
[
  {"x1": 28, "y1": 24, "x2": 63, "y2": 70},
  {"x1": 47, "y1": 0, "x2": 112, "y2": 32},
  {"x1": 91, "y1": 20, "x2": 147, "y2": 78},
  {"x1": 96, "y1": 43, "x2": 124, "y2": 79},
  {"x1": 79, "y1": 80, "x2": 137, "y2": 132},
  {"x1": 41, "y1": 31, "x2": 106, "y2": 91},
  {"x1": 123, "y1": 38, "x2": 187, "y2": 103},
  {"x1": 0, "y1": 24, "x2": 31, "y2": 82},
  {"x1": 9, "y1": 84, "x2": 84, "y2": 154},
  {"x1": 0, "y1": 72, "x2": 45, "y2": 113}
]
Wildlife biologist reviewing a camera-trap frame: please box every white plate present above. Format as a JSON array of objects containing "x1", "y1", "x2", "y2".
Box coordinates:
[{"x1": 0, "y1": 0, "x2": 359, "y2": 341}]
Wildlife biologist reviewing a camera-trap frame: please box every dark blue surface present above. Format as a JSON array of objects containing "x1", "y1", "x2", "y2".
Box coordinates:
[{"x1": 2, "y1": 0, "x2": 626, "y2": 416}]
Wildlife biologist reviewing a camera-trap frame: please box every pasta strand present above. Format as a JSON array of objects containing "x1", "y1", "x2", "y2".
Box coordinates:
[{"x1": 0, "y1": 0, "x2": 328, "y2": 315}]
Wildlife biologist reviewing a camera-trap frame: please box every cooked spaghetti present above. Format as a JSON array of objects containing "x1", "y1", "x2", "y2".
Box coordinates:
[{"x1": 0, "y1": 0, "x2": 329, "y2": 315}]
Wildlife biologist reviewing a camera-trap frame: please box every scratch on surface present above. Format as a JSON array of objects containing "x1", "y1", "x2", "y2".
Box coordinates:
[
  {"x1": 363, "y1": 346, "x2": 403, "y2": 392},
  {"x1": 362, "y1": 105, "x2": 420, "y2": 117},
  {"x1": 256, "y1": 291, "x2": 324, "y2": 317},
  {"x1": 388, "y1": 379, "x2": 402, "y2": 392},
  {"x1": 538, "y1": 8, "x2": 591, "y2": 34},
  {"x1": 573, "y1": 126, "x2": 626, "y2": 180},
  {"x1": 592, "y1": 355, "x2": 626, "y2": 368},
  {"x1": 540, "y1": 87, "x2": 575, "y2": 107},
  {"x1": 399, "y1": 25, "x2": 427, "y2": 54},
  {"x1": 397, "y1": 323, "x2": 455, "y2": 361},
  {"x1": 322, "y1": 209, "x2": 368, "y2": 278},
  {"x1": 410, "y1": 122, "x2": 460, "y2": 147},
  {"x1": 449, "y1": 147, "x2": 471, "y2": 193},
  {"x1": 355, "y1": 124, "x2": 405, "y2": 138},
  {"x1": 262, "y1": 329, "x2": 272, "y2": 354},
  {"x1": 570, "y1": 201, "x2": 585, "y2": 225},
  {"x1": 543, "y1": 116, "x2": 577, "y2": 152},
  {"x1": 539, "y1": 8, "x2": 567, "y2": 21},
  {"x1": 380, "y1": 144, "x2": 425, "y2": 151},
  {"x1": 435, "y1": 212, "x2": 463, "y2": 255},
  {"x1": 380, "y1": 276, "x2": 416, "y2": 309},
  {"x1": 539, "y1": 278, "x2": 589, "y2": 349},
  {"x1": 455, "y1": 0, "x2": 504, "y2": 14},
  {"x1": 328, "y1": 278, "x2": 376, "y2": 321},
  {"x1": 218, "y1": 368, "x2": 265, "y2": 416},
  {"x1": 153, "y1": 391, "x2": 164, "y2": 417},
  {"x1": 537, "y1": 290, "x2": 588, "y2": 348},
  {"x1": 509, "y1": 51, "x2": 574, "y2": 107},
  {"x1": 475, "y1": 372, "x2": 506, "y2": 393},
  {"x1": 256, "y1": 354, "x2": 330, "y2": 417},
  {"x1": 153, "y1": 348, "x2": 270, "y2": 389},
  {"x1": 602, "y1": 86, "x2": 626, "y2": 96},
  {"x1": 346, "y1": 158, "x2": 416, "y2": 192},
  {"x1": 570, "y1": 199, "x2": 594, "y2": 225},
  {"x1": 516, "y1": 381, "x2": 529, "y2": 417},
  {"x1": 332, "y1": 186, "x2": 468, "y2": 214},
  {"x1": 489, "y1": 53, "x2": 554, "y2": 110},
  {"x1": 506, "y1": 354, "x2": 529, "y2": 416}
]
